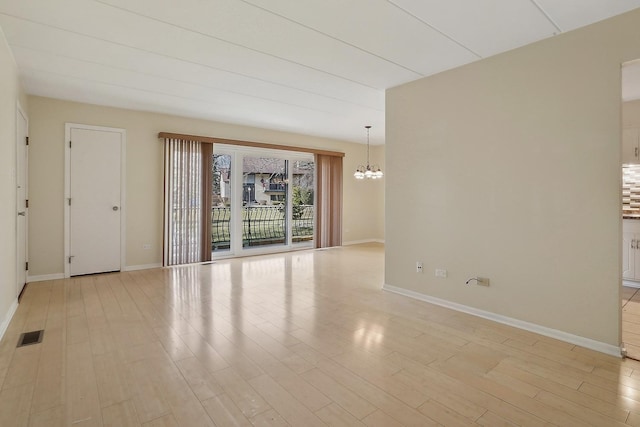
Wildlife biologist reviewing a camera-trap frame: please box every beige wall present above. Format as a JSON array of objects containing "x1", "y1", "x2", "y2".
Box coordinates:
[
  {"x1": 371, "y1": 145, "x2": 385, "y2": 241},
  {"x1": 386, "y1": 9, "x2": 640, "y2": 346},
  {"x1": 27, "y1": 96, "x2": 384, "y2": 276},
  {"x1": 0, "y1": 26, "x2": 27, "y2": 330}
]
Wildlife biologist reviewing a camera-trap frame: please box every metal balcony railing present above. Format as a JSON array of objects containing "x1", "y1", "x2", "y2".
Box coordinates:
[
  {"x1": 212, "y1": 204, "x2": 314, "y2": 250},
  {"x1": 266, "y1": 183, "x2": 286, "y2": 192}
]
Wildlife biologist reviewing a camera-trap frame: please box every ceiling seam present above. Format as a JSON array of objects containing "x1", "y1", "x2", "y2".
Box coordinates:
[
  {"x1": 238, "y1": 0, "x2": 425, "y2": 77},
  {"x1": 19, "y1": 65, "x2": 351, "y2": 119},
  {"x1": 529, "y1": 0, "x2": 562, "y2": 33},
  {"x1": 0, "y1": 13, "x2": 382, "y2": 110},
  {"x1": 386, "y1": 0, "x2": 481, "y2": 59},
  {"x1": 9, "y1": 43, "x2": 383, "y2": 113},
  {"x1": 92, "y1": 0, "x2": 407, "y2": 90},
  {"x1": 22, "y1": 69, "x2": 371, "y2": 143},
  {"x1": 25, "y1": 82, "x2": 325, "y2": 138}
]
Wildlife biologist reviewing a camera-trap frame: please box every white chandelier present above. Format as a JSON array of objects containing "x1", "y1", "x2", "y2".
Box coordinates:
[{"x1": 354, "y1": 125, "x2": 383, "y2": 180}]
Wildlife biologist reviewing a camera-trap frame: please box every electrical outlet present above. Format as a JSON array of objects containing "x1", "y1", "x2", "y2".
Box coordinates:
[
  {"x1": 435, "y1": 269, "x2": 447, "y2": 278},
  {"x1": 477, "y1": 277, "x2": 490, "y2": 286},
  {"x1": 416, "y1": 262, "x2": 423, "y2": 273}
]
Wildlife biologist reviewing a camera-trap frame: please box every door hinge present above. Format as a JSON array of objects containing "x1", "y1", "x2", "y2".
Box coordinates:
[
  {"x1": 25, "y1": 136, "x2": 29, "y2": 146},
  {"x1": 69, "y1": 140, "x2": 72, "y2": 148},
  {"x1": 68, "y1": 256, "x2": 74, "y2": 264},
  {"x1": 25, "y1": 262, "x2": 28, "y2": 271},
  {"x1": 68, "y1": 198, "x2": 71, "y2": 206},
  {"x1": 25, "y1": 199, "x2": 29, "y2": 208}
]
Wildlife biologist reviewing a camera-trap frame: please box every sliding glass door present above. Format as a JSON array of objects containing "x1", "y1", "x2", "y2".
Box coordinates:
[{"x1": 211, "y1": 145, "x2": 314, "y2": 258}]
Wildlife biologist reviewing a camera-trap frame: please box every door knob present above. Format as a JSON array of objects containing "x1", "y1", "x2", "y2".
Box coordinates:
[
  {"x1": 17, "y1": 211, "x2": 25, "y2": 216},
  {"x1": 112, "y1": 206, "x2": 119, "y2": 211}
]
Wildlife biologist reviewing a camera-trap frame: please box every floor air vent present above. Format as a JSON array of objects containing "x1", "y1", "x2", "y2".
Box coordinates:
[{"x1": 17, "y1": 330, "x2": 44, "y2": 347}]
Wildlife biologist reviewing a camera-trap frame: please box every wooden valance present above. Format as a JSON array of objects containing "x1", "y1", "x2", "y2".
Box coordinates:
[{"x1": 158, "y1": 132, "x2": 345, "y2": 158}]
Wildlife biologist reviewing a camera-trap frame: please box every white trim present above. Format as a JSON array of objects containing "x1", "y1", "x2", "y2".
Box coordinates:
[
  {"x1": 0, "y1": 300, "x2": 18, "y2": 342},
  {"x1": 27, "y1": 273, "x2": 65, "y2": 283},
  {"x1": 163, "y1": 141, "x2": 170, "y2": 266},
  {"x1": 382, "y1": 283, "x2": 622, "y2": 358},
  {"x1": 342, "y1": 239, "x2": 385, "y2": 246},
  {"x1": 16, "y1": 101, "x2": 28, "y2": 299},
  {"x1": 212, "y1": 243, "x2": 313, "y2": 261},
  {"x1": 623, "y1": 280, "x2": 640, "y2": 289},
  {"x1": 123, "y1": 263, "x2": 162, "y2": 272},
  {"x1": 64, "y1": 123, "x2": 126, "y2": 278}
]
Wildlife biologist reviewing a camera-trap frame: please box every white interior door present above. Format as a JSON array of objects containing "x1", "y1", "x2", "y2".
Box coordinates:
[
  {"x1": 16, "y1": 107, "x2": 28, "y2": 296},
  {"x1": 67, "y1": 125, "x2": 124, "y2": 276}
]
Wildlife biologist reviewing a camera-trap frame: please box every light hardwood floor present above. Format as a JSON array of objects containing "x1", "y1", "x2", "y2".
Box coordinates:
[
  {"x1": 623, "y1": 286, "x2": 640, "y2": 360},
  {"x1": 2, "y1": 243, "x2": 640, "y2": 426}
]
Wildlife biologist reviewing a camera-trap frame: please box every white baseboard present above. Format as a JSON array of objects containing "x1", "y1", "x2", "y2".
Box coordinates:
[
  {"x1": 0, "y1": 300, "x2": 19, "y2": 342},
  {"x1": 27, "y1": 264, "x2": 162, "y2": 280},
  {"x1": 123, "y1": 263, "x2": 162, "y2": 272},
  {"x1": 27, "y1": 273, "x2": 65, "y2": 283},
  {"x1": 343, "y1": 239, "x2": 385, "y2": 246},
  {"x1": 382, "y1": 284, "x2": 621, "y2": 358},
  {"x1": 624, "y1": 280, "x2": 640, "y2": 289}
]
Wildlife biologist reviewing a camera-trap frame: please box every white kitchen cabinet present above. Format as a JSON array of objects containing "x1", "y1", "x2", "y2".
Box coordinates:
[
  {"x1": 624, "y1": 231, "x2": 636, "y2": 280},
  {"x1": 623, "y1": 220, "x2": 640, "y2": 281},
  {"x1": 623, "y1": 128, "x2": 640, "y2": 164}
]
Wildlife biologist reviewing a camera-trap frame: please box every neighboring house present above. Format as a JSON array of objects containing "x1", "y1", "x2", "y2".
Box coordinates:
[
  {"x1": 214, "y1": 167, "x2": 231, "y2": 205},
  {"x1": 233, "y1": 158, "x2": 313, "y2": 205}
]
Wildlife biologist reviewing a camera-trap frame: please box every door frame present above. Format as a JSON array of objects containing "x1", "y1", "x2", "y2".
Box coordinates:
[
  {"x1": 64, "y1": 123, "x2": 126, "y2": 278},
  {"x1": 16, "y1": 101, "x2": 28, "y2": 297}
]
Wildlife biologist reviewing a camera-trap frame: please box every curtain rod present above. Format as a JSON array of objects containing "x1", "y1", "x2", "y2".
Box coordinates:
[{"x1": 158, "y1": 132, "x2": 345, "y2": 158}]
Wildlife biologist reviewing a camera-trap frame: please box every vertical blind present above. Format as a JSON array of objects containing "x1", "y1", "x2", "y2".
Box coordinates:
[
  {"x1": 163, "y1": 138, "x2": 212, "y2": 265},
  {"x1": 316, "y1": 154, "x2": 343, "y2": 248}
]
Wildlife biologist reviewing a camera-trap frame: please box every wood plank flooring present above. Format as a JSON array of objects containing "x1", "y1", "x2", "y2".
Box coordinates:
[
  {"x1": 623, "y1": 286, "x2": 640, "y2": 359},
  {"x1": 1, "y1": 243, "x2": 639, "y2": 426}
]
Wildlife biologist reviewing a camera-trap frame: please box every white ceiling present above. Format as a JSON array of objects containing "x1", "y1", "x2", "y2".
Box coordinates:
[{"x1": 1, "y1": 0, "x2": 639, "y2": 145}]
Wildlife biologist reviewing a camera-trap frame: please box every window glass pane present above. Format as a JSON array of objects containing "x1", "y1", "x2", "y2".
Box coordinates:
[
  {"x1": 212, "y1": 154, "x2": 232, "y2": 253},
  {"x1": 243, "y1": 157, "x2": 288, "y2": 248},
  {"x1": 292, "y1": 160, "x2": 314, "y2": 244}
]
